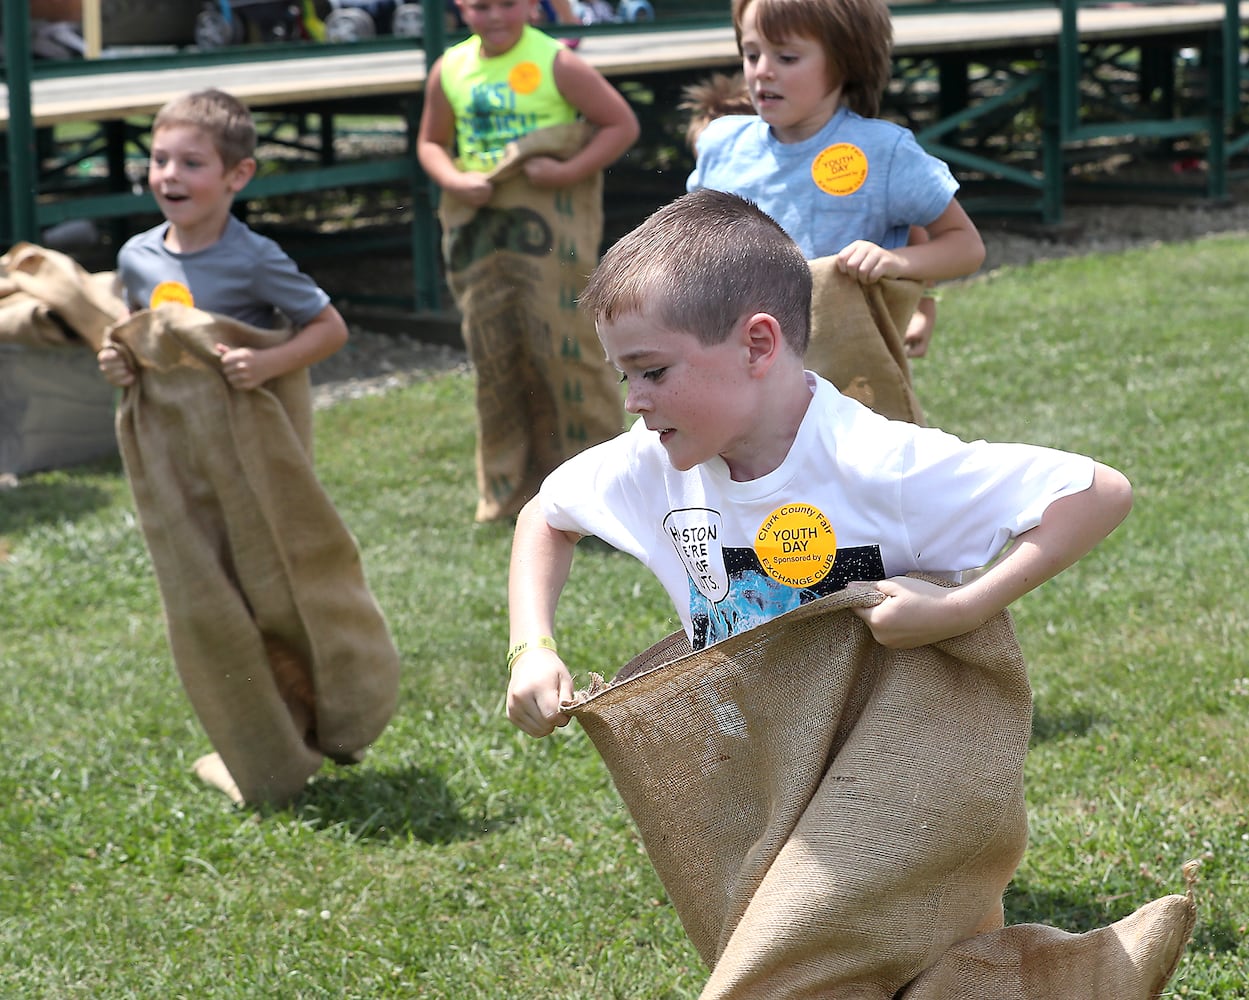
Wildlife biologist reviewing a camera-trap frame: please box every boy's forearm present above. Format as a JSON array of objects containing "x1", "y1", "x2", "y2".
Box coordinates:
[
  {"x1": 508, "y1": 498, "x2": 578, "y2": 644},
  {"x1": 246, "y1": 305, "x2": 348, "y2": 382},
  {"x1": 893, "y1": 227, "x2": 985, "y2": 283},
  {"x1": 958, "y1": 462, "x2": 1133, "y2": 624},
  {"x1": 416, "y1": 139, "x2": 464, "y2": 191}
]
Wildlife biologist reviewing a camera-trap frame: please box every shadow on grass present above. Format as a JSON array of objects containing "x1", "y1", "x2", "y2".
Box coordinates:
[
  {"x1": 1004, "y1": 881, "x2": 1134, "y2": 931},
  {"x1": 0, "y1": 474, "x2": 116, "y2": 535},
  {"x1": 1030, "y1": 706, "x2": 1101, "y2": 745},
  {"x1": 292, "y1": 762, "x2": 481, "y2": 845},
  {"x1": 1004, "y1": 878, "x2": 1239, "y2": 950}
]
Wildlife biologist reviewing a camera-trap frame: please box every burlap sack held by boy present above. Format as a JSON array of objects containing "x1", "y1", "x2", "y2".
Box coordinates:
[
  {"x1": 438, "y1": 122, "x2": 622, "y2": 521},
  {"x1": 567, "y1": 585, "x2": 1196, "y2": 999},
  {"x1": 105, "y1": 304, "x2": 401, "y2": 806},
  {"x1": 807, "y1": 259, "x2": 925, "y2": 424}
]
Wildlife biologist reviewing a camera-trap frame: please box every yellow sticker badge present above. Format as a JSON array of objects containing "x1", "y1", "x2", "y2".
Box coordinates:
[
  {"x1": 811, "y1": 142, "x2": 868, "y2": 196},
  {"x1": 149, "y1": 280, "x2": 194, "y2": 309},
  {"x1": 508, "y1": 61, "x2": 542, "y2": 95},
  {"x1": 754, "y1": 503, "x2": 837, "y2": 588}
]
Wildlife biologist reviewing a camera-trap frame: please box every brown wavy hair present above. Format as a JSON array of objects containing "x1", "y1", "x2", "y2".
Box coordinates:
[{"x1": 731, "y1": 0, "x2": 893, "y2": 118}]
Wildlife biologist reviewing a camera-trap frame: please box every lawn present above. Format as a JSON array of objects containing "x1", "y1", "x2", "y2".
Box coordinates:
[{"x1": 1, "y1": 234, "x2": 1246, "y2": 997}]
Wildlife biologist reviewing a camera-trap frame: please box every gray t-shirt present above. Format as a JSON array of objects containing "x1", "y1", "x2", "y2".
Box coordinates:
[{"x1": 116, "y1": 215, "x2": 330, "y2": 329}]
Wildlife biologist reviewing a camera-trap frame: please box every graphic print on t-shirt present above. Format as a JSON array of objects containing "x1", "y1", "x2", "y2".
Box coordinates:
[
  {"x1": 664, "y1": 508, "x2": 728, "y2": 604},
  {"x1": 668, "y1": 504, "x2": 886, "y2": 649}
]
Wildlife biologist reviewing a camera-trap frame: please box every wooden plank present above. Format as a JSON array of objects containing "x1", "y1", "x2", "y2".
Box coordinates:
[{"x1": 6, "y1": 50, "x2": 430, "y2": 127}]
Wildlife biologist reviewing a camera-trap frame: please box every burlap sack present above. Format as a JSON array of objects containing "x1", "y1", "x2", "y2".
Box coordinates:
[
  {"x1": 0, "y1": 242, "x2": 125, "y2": 350},
  {"x1": 106, "y1": 304, "x2": 400, "y2": 806},
  {"x1": 899, "y1": 879, "x2": 1196, "y2": 1000},
  {"x1": 439, "y1": 122, "x2": 623, "y2": 522},
  {"x1": 567, "y1": 583, "x2": 1030, "y2": 997},
  {"x1": 807, "y1": 257, "x2": 926, "y2": 424},
  {"x1": 567, "y1": 584, "x2": 1196, "y2": 998}
]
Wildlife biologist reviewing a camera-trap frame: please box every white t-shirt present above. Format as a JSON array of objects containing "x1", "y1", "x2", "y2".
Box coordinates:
[{"x1": 541, "y1": 374, "x2": 1095, "y2": 649}]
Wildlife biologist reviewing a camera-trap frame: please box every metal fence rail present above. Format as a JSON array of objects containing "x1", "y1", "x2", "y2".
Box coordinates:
[{"x1": 2, "y1": 1, "x2": 1245, "y2": 311}]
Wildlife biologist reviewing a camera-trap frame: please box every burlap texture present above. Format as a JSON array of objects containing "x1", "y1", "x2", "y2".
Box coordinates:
[
  {"x1": 566, "y1": 583, "x2": 1031, "y2": 998},
  {"x1": 439, "y1": 123, "x2": 623, "y2": 522},
  {"x1": 900, "y1": 883, "x2": 1196, "y2": 1000},
  {"x1": 106, "y1": 304, "x2": 400, "y2": 806},
  {"x1": 0, "y1": 242, "x2": 126, "y2": 350},
  {"x1": 807, "y1": 258, "x2": 926, "y2": 424}
]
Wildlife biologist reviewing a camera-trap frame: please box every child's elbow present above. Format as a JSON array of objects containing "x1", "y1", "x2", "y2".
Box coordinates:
[
  {"x1": 966, "y1": 231, "x2": 986, "y2": 273},
  {"x1": 1096, "y1": 463, "x2": 1134, "y2": 528},
  {"x1": 321, "y1": 305, "x2": 350, "y2": 352}
]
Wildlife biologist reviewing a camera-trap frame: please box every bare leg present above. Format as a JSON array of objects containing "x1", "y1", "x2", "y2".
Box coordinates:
[{"x1": 192, "y1": 752, "x2": 244, "y2": 805}]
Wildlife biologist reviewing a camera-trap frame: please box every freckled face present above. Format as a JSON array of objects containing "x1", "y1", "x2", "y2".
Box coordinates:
[
  {"x1": 148, "y1": 124, "x2": 250, "y2": 244},
  {"x1": 739, "y1": 0, "x2": 842, "y2": 143},
  {"x1": 598, "y1": 311, "x2": 755, "y2": 472}
]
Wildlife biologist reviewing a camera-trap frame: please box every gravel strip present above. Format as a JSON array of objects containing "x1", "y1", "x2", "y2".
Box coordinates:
[{"x1": 310, "y1": 190, "x2": 1249, "y2": 409}]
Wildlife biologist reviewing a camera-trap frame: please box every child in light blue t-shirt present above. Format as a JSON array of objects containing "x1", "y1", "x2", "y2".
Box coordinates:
[{"x1": 688, "y1": 0, "x2": 984, "y2": 360}]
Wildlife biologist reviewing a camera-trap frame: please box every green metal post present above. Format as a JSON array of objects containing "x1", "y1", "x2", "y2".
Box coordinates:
[
  {"x1": 1206, "y1": 25, "x2": 1228, "y2": 201},
  {"x1": 1058, "y1": 0, "x2": 1080, "y2": 137},
  {"x1": 408, "y1": 0, "x2": 450, "y2": 312},
  {"x1": 423, "y1": 0, "x2": 447, "y2": 64},
  {"x1": 1224, "y1": 0, "x2": 1241, "y2": 122},
  {"x1": 3, "y1": 0, "x2": 39, "y2": 243},
  {"x1": 1041, "y1": 43, "x2": 1065, "y2": 224}
]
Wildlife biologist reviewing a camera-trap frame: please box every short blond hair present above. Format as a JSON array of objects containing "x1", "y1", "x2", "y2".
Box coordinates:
[
  {"x1": 581, "y1": 189, "x2": 812, "y2": 356},
  {"x1": 152, "y1": 89, "x2": 257, "y2": 167},
  {"x1": 732, "y1": 0, "x2": 893, "y2": 118}
]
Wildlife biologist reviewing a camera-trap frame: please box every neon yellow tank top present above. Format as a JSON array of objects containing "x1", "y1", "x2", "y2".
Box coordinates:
[{"x1": 439, "y1": 26, "x2": 577, "y2": 173}]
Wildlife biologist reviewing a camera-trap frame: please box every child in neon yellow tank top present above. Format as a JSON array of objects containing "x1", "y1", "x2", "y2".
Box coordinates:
[{"x1": 418, "y1": 0, "x2": 640, "y2": 522}]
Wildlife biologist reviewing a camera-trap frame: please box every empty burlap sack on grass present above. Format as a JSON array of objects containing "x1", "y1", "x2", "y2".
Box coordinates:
[
  {"x1": 106, "y1": 304, "x2": 400, "y2": 806},
  {"x1": 439, "y1": 122, "x2": 623, "y2": 522},
  {"x1": 567, "y1": 584, "x2": 1195, "y2": 999},
  {"x1": 807, "y1": 257, "x2": 925, "y2": 425},
  {"x1": 0, "y1": 241, "x2": 125, "y2": 349}
]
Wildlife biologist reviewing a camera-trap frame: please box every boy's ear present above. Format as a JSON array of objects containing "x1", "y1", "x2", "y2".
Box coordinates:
[
  {"x1": 226, "y1": 157, "x2": 257, "y2": 194},
  {"x1": 742, "y1": 311, "x2": 785, "y2": 376}
]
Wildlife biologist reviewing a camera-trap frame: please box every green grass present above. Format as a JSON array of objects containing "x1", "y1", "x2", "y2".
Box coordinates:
[{"x1": 2, "y1": 234, "x2": 1248, "y2": 997}]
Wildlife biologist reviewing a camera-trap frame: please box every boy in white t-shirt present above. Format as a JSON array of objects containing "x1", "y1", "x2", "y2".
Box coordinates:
[
  {"x1": 504, "y1": 190, "x2": 1201, "y2": 1000},
  {"x1": 505, "y1": 188, "x2": 1132, "y2": 736}
]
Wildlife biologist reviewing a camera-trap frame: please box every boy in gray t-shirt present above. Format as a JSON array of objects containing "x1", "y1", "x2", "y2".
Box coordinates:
[
  {"x1": 96, "y1": 89, "x2": 364, "y2": 805},
  {"x1": 98, "y1": 88, "x2": 347, "y2": 391}
]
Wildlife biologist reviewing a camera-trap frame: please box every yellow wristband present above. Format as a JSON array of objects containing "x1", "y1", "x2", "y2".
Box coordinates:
[{"x1": 507, "y1": 635, "x2": 557, "y2": 670}]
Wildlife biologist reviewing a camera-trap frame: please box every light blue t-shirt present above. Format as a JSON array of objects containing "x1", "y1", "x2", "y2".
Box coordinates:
[
  {"x1": 687, "y1": 108, "x2": 958, "y2": 259},
  {"x1": 117, "y1": 215, "x2": 331, "y2": 329}
]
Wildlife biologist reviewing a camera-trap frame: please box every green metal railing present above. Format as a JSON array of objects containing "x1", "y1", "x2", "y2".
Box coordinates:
[
  {"x1": 2, "y1": 0, "x2": 1245, "y2": 304},
  {"x1": 1, "y1": 0, "x2": 452, "y2": 309}
]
